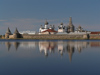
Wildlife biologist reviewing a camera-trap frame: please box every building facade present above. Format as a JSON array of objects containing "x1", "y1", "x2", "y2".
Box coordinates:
[
  {"x1": 39, "y1": 20, "x2": 57, "y2": 34},
  {"x1": 58, "y1": 22, "x2": 66, "y2": 33}
]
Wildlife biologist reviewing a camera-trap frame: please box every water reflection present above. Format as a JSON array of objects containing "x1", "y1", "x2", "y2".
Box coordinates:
[
  {"x1": 39, "y1": 41, "x2": 57, "y2": 56},
  {"x1": 4, "y1": 40, "x2": 100, "y2": 61},
  {"x1": 5, "y1": 42, "x2": 11, "y2": 51}
]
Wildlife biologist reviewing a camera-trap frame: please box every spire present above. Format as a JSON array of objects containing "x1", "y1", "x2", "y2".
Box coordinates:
[
  {"x1": 14, "y1": 28, "x2": 19, "y2": 34},
  {"x1": 6, "y1": 27, "x2": 12, "y2": 34},
  {"x1": 69, "y1": 17, "x2": 73, "y2": 26}
]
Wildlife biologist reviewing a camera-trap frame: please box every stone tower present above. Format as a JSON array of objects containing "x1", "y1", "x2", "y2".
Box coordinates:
[
  {"x1": 5, "y1": 27, "x2": 12, "y2": 38},
  {"x1": 67, "y1": 17, "x2": 75, "y2": 33},
  {"x1": 13, "y1": 28, "x2": 20, "y2": 38}
]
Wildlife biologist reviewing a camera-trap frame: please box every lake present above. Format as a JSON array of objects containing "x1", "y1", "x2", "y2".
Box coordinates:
[{"x1": 0, "y1": 40, "x2": 100, "y2": 75}]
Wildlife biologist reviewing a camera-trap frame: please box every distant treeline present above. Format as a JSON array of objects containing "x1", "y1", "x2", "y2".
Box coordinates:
[{"x1": 0, "y1": 35, "x2": 5, "y2": 38}]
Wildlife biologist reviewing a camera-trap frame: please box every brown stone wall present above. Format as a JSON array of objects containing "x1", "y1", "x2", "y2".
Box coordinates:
[
  {"x1": 9, "y1": 35, "x2": 14, "y2": 39},
  {"x1": 89, "y1": 34, "x2": 100, "y2": 39},
  {"x1": 22, "y1": 34, "x2": 88, "y2": 39}
]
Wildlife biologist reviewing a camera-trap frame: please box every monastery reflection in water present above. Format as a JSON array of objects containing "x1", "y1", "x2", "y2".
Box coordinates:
[{"x1": 5, "y1": 41, "x2": 100, "y2": 61}]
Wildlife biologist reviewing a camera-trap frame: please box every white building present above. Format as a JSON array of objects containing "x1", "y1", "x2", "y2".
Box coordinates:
[
  {"x1": 39, "y1": 20, "x2": 51, "y2": 32},
  {"x1": 39, "y1": 21, "x2": 57, "y2": 34},
  {"x1": 58, "y1": 22, "x2": 66, "y2": 33},
  {"x1": 19, "y1": 31, "x2": 36, "y2": 34}
]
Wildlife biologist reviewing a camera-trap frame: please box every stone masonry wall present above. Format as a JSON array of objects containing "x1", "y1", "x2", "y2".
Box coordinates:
[
  {"x1": 22, "y1": 34, "x2": 88, "y2": 39},
  {"x1": 89, "y1": 34, "x2": 100, "y2": 39}
]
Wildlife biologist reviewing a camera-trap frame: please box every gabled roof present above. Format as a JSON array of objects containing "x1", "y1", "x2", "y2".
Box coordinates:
[{"x1": 42, "y1": 29, "x2": 57, "y2": 33}]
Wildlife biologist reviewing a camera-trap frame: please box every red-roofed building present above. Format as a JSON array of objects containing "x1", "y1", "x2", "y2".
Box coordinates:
[
  {"x1": 40, "y1": 29, "x2": 57, "y2": 34},
  {"x1": 91, "y1": 32, "x2": 100, "y2": 34}
]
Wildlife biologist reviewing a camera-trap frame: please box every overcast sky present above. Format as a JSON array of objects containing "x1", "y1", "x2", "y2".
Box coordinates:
[{"x1": 0, "y1": 0, "x2": 100, "y2": 34}]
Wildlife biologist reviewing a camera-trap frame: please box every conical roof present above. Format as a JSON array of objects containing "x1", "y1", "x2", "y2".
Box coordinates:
[
  {"x1": 14, "y1": 28, "x2": 19, "y2": 34},
  {"x1": 6, "y1": 27, "x2": 12, "y2": 34}
]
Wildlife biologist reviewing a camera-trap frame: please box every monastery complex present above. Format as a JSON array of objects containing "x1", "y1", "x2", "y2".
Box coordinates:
[{"x1": 4, "y1": 17, "x2": 100, "y2": 39}]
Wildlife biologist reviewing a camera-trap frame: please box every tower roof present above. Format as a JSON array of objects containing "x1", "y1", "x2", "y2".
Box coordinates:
[
  {"x1": 69, "y1": 17, "x2": 73, "y2": 26},
  {"x1": 6, "y1": 27, "x2": 12, "y2": 34},
  {"x1": 78, "y1": 25, "x2": 81, "y2": 28},
  {"x1": 61, "y1": 22, "x2": 63, "y2": 25},
  {"x1": 45, "y1": 20, "x2": 49, "y2": 25},
  {"x1": 14, "y1": 28, "x2": 19, "y2": 34}
]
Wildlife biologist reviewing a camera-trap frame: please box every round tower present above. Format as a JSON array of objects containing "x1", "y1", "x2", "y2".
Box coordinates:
[
  {"x1": 13, "y1": 28, "x2": 20, "y2": 38},
  {"x1": 5, "y1": 27, "x2": 12, "y2": 38}
]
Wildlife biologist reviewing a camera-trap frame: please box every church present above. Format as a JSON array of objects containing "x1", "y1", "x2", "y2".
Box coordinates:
[
  {"x1": 57, "y1": 17, "x2": 75, "y2": 34},
  {"x1": 39, "y1": 17, "x2": 75, "y2": 34},
  {"x1": 39, "y1": 20, "x2": 57, "y2": 34}
]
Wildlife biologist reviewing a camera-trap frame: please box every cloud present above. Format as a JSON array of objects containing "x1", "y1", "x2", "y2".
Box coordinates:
[{"x1": 0, "y1": 20, "x2": 7, "y2": 21}]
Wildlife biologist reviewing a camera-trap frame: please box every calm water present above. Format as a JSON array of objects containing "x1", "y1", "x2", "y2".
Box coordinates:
[{"x1": 0, "y1": 40, "x2": 100, "y2": 75}]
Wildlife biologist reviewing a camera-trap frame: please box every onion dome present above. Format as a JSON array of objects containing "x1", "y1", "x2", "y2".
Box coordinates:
[
  {"x1": 78, "y1": 25, "x2": 81, "y2": 29},
  {"x1": 45, "y1": 20, "x2": 49, "y2": 25},
  {"x1": 61, "y1": 22, "x2": 63, "y2": 25},
  {"x1": 50, "y1": 25, "x2": 52, "y2": 27}
]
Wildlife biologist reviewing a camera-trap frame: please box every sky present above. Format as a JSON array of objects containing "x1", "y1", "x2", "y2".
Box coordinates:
[{"x1": 0, "y1": 0, "x2": 100, "y2": 34}]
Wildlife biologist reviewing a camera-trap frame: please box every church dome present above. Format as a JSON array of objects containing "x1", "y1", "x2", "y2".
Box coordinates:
[
  {"x1": 78, "y1": 25, "x2": 81, "y2": 28},
  {"x1": 61, "y1": 22, "x2": 63, "y2": 25},
  {"x1": 45, "y1": 20, "x2": 49, "y2": 25}
]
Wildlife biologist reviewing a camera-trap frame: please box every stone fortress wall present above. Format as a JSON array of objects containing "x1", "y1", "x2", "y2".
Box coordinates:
[
  {"x1": 22, "y1": 34, "x2": 88, "y2": 39},
  {"x1": 4, "y1": 26, "x2": 89, "y2": 39}
]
